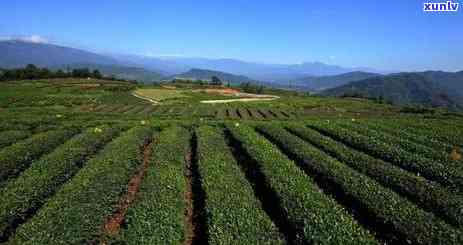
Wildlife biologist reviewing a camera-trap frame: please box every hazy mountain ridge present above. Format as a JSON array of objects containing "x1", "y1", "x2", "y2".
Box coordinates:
[
  {"x1": 169, "y1": 68, "x2": 257, "y2": 84},
  {"x1": 0, "y1": 40, "x2": 166, "y2": 82},
  {"x1": 56, "y1": 63, "x2": 164, "y2": 82},
  {"x1": 420, "y1": 70, "x2": 463, "y2": 96},
  {"x1": 1, "y1": 40, "x2": 388, "y2": 84},
  {"x1": 111, "y1": 54, "x2": 385, "y2": 81},
  {"x1": 322, "y1": 72, "x2": 463, "y2": 110},
  {"x1": 0, "y1": 40, "x2": 120, "y2": 68},
  {"x1": 293, "y1": 71, "x2": 382, "y2": 91}
]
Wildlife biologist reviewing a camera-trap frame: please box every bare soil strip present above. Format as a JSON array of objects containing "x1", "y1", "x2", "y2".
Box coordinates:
[
  {"x1": 184, "y1": 133, "x2": 209, "y2": 245},
  {"x1": 132, "y1": 92, "x2": 160, "y2": 104},
  {"x1": 101, "y1": 141, "x2": 153, "y2": 240},
  {"x1": 102, "y1": 105, "x2": 120, "y2": 113}
]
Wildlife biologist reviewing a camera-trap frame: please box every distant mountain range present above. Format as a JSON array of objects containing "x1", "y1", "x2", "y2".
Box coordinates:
[
  {"x1": 169, "y1": 68, "x2": 257, "y2": 85},
  {"x1": 57, "y1": 63, "x2": 164, "y2": 82},
  {"x1": 322, "y1": 72, "x2": 463, "y2": 110},
  {"x1": 293, "y1": 71, "x2": 381, "y2": 91},
  {"x1": 1, "y1": 40, "x2": 385, "y2": 83},
  {"x1": 0, "y1": 40, "x2": 165, "y2": 82},
  {"x1": 2, "y1": 39, "x2": 463, "y2": 110},
  {"x1": 110, "y1": 54, "x2": 386, "y2": 81},
  {"x1": 420, "y1": 71, "x2": 463, "y2": 97},
  {"x1": 0, "y1": 40, "x2": 119, "y2": 68}
]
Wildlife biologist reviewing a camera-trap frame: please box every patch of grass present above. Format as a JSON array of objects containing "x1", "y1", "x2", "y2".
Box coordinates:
[{"x1": 133, "y1": 88, "x2": 189, "y2": 101}]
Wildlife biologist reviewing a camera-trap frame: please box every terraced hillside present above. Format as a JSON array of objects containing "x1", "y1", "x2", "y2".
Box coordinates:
[{"x1": 0, "y1": 79, "x2": 462, "y2": 244}]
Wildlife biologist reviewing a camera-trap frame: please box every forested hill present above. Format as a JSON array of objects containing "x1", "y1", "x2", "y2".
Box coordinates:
[
  {"x1": 170, "y1": 68, "x2": 257, "y2": 84},
  {"x1": 322, "y1": 72, "x2": 463, "y2": 110},
  {"x1": 294, "y1": 71, "x2": 381, "y2": 91}
]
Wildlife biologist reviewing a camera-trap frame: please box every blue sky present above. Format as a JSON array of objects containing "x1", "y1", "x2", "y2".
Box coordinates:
[{"x1": 0, "y1": 0, "x2": 461, "y2": 71}]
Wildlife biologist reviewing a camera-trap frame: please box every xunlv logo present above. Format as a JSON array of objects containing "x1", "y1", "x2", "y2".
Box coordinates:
[{"x1": 424, "y1": 1, "x2": 459, "y2": 11}]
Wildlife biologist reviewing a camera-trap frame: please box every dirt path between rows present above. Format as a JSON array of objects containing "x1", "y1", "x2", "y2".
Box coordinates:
[
  {"x1": 184, "y1": 133, "x2": 208, "y2": 245},
  {"x1": 100, "y1": 141, "x2": 153, "y2": 243},
  {"x1": 132, "y1": 92, "x2": 160, "y2": 104}
]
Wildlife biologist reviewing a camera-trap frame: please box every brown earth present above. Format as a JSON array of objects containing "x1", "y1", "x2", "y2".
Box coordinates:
[
  {"x1": 100, "y1": 141, "x2": 153, "y2": 242},
  {"x1": 450, "y1": 146, "x2": 462, "y2": 161}
]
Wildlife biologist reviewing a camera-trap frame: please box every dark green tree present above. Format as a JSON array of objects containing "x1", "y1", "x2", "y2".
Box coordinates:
[
  {"x1": 55, "y1": 69, "x2": 66, "y2": 78},
  {"x1": 39, "y1": 68, "x2": 51, "y2": 78},
  {"x1": 211, "y1": 76, "x2": 222, "y2": 85},
  {"x1": 72, "y1": 68, "x2": 91, "y2": 78},
  {"x1": 92, "y1": 69, "x2": 103, "y2": 79},
  {"x1": 25, "y1": 64, "x2": 38, "y2": 71},
  {"x1": 24, "y1": 64, "x2": 40, "y2": 79}
]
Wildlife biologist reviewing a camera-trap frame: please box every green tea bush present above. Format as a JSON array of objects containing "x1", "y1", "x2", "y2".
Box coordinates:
[
  {"x1": 227, "y1": 124, "x2": 376, "y2": 244},
  {"x1": 12, "y1": 126, "x2": 153, "y2": 244},
  {"x1": 258, "y1": 124, "x2": 463, "y2": 245}
]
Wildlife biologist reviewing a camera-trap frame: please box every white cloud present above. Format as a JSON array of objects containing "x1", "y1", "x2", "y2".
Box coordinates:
[
  {"x1": 0, "y1": 35, "x2": 49, "y2": 43},
  {"x1": 19, "y1": 35, "x2": 48, "y2": 43}
]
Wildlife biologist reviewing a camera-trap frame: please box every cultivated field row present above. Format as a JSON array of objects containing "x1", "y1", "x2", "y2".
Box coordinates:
[
  {"x1": 0, "y1": 121, "x2": 462, "y2": 244},
  {"x1": 76, "y1": 104, "x2": 297, "y2": 120}
]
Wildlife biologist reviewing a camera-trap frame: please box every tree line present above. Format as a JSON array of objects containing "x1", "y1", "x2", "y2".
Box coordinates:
[
  {"x1": 170, "y1": 75, "x2": 224, "y2": 86},
  {"x1": 0, "y1": 64, "x2": 133, "y2": 83},
  {"x1": 239, "y1": 82, "x2": 265, "y2": 94},
  {"x1": 169, "y1": 76, "x2": 267, "y2": 94}
]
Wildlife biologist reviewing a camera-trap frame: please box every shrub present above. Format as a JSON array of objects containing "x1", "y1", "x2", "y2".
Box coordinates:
[
  {"x1": 0, "y1": 126, "x2": 123, "y2": 241},
  {"x1": 12, "y1": 126, "x2": 153, "y2": 244},
  {"x1": 197, "y1": 126, "x2": 283, "y2": 243},
  {"x1": 286, "y1": 124, "x2": 463, "y2": 228},
  {"x1": 227, "y1": 124, "x2": 376, "y2": 244},
  {"x1": 0, "y1": 128, "x2": 79, "y2": 185},
  {"x1": 257, "y1": 124, "x2": 463, "y2": 245},
  {"x1": 0, "y1": 130, "x2": 31, "y2": 149},
  {"x1": 308, "y1": 121, "x2": 463, "y2": 191}
]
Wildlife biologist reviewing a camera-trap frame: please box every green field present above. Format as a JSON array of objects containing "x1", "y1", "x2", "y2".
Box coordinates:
[
  {"x1": 0, "y1": 78, "x2": 462, "y2": 244},
  {"x1": 133, "y1": 88, "x2": 189, "y2": 102}
]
